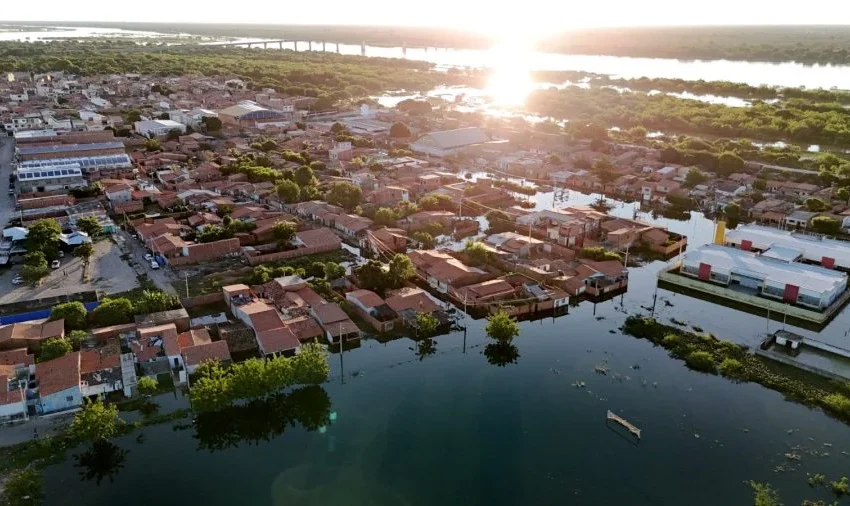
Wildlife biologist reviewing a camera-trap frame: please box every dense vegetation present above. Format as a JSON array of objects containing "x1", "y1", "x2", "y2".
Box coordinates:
[
  {"x1": 24, "y1": 22, "x2": 850, "y2": 65},
  {"x1": 623, "y1": 317, "x2": 850, "y2": 424},
  {"x1": 527, "y1": 85, "x2": 850, "y2": 147},
  {"x1": 0, "y1": 40, "x2": 472, "y2": 100}
]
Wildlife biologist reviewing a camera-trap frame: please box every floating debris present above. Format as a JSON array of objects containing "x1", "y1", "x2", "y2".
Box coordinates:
[
  {"x1": 823, "y1": 443, "x2": 833, "y2": 448},
  {"x1": 631, "y1": 364, "x2": 641, "y2": 370},
  {"x1": 594, "y1": 362, "x2": 609, "y2": 375},
  {"x1": 784, "y1": 452, "x2": 801, "y2": 461},
  {"x1": 743, "y1": 428, "x2": 749, "y2": 433},
  {"x1": 694, "y1": 433, "x2": 700, "y2": 439},
  {"x1": 652, "y1": 381, "x2": 658, "y2": 388},
  {"x1": 608, "y1": 330, "x2": 616, "y2": 334},
  {"x1": 596, "y1": 316, "x2": 606, "y2": 321},
  {"x1": 572, "y1": 381, "x2": 587, "y2": 388},
  {"x1": 550, "y1": 368, "x2": 561, "y2": 375},
  {"x1": 664, "y1": 300, "x2": 674, "y2": 307}
]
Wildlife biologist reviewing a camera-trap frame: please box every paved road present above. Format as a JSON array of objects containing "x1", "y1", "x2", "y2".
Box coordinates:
[
  {"x1": 117, "y1": 230, "x2": 178, "y2": 296},
  {"x1": 0, "y1": 136, "x2": 15, "y2": 230}
]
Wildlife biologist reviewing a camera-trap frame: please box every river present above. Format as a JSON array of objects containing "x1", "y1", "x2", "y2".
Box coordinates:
[
  {"x1": 41, "y1": 189, "x2": 850, "y2": 506},
  {"x1": 3, "y1": 24, "x2": 850, "y2": 90}
]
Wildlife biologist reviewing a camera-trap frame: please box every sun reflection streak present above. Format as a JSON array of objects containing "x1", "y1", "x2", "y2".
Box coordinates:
[{"x1": 485, "y1": 38, "x2": 535, "y2": 106}]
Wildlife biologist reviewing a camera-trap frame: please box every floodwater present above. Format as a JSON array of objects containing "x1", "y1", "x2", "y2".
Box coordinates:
[
  {"x1": 5, "y1": 24, "x2": 850, "y2": 89},
  {"x1": 41, "y1": 190, "x2": 850, "y2": 506}
]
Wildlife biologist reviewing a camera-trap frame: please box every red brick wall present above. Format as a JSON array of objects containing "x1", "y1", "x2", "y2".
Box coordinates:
[{"x1": 246, "y1": 243, "x2": 339, "y2": 265}]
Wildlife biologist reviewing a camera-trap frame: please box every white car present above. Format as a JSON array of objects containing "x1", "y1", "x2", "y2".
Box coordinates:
[
  {"x1": 150, "y1": 260, "x2": 160, "y2": 270},
  {"x1": 51, "y1": 260, "x2": 60, "y2": 269},
  {"x1": 12, "y1": 276, "x2": 24, "y2": 285},
  {"x1": 144, "y1": 253, "x2": 153, "y2": 262}
]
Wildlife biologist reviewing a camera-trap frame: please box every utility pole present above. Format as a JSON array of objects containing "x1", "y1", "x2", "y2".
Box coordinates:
[{"x1": 184, "y1": 272, "x2": 190, "y2": 299}]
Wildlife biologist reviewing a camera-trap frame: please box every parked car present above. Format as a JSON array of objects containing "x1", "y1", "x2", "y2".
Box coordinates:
[
  {"x1": 144, "y1": 253, "x2": 153, "y2": 261},
  {"x1": 51, "y1": 260, "x2": 60, "y2": 269},
  {"x1": 58, "y1": 251, "x2": 65, "y2": 258},
  {"x1": 150, "y1": 260, "x2": 160, "y2": 270},
  {"x1": 12, "y1": 276, "x2": 24, "y2": 285}
]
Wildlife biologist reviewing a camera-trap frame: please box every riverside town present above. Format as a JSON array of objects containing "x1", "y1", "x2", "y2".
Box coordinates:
[{"x1": 1, "y1": 16, "x2": 850, "y2": 506}]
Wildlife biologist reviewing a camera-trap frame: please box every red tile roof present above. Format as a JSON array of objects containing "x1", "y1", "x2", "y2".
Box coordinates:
[
  {"x1": 347, "y1": 289, "x2": 385, "y2": 309},
  {"x1": 256, "y1": 327, "x2": 300, "y2": 355},
  {"x1": 0, "y1": 376, "x2": 23, "y2": 407},
  {"x1": 80, "y1": 350, "x2": 120, "y2": 374},
  {"x1": 284, "y1": 316, "x2": 324, "y2": 342},
  {"x1": 385, "y1": 288, "x2": 441, "y2": 314},
  {"x1": 0, "y1": 348, "x2": 34, "y2": 367},
  {"x1": 182, "y1": 341, "x2": 231, "y2": 367},
  {"x1": 37, "y1": 352, "x2": 81, "y2": 395}
]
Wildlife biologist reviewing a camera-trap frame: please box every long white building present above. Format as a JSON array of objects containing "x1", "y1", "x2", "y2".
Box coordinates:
[
  {"x1": 681, "y1": 244, "x2": 847, "y2": 310},
  {"x1": 725, "y1": 224, "x2": 850, "y2": 270}
]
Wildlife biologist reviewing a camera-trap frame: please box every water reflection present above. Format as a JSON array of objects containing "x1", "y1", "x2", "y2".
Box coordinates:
[
  {"x1": 484, "y1": 342, "x2": 520, "y2": 367},
  {"x1": 74, "y1": 440, "x2": 129, "y2": 486},
  {"x1": 416, "y1": 338, "x2": 437, "y2": 360},
  {"x1": 191, "y1": 386, "x2": 331, "y2": 452}
]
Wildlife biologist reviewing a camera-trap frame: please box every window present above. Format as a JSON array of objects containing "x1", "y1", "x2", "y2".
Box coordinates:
[{"x1": 66, "y1": 395, "x2": 74, "y2": 402}]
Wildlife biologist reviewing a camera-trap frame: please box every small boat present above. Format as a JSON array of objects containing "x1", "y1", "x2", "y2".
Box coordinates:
[{"x1": 607, "y1": 410, "x2": 642, "y2": 439}]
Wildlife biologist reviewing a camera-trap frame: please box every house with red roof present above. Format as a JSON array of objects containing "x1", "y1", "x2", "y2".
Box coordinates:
[
  {"x1": 35, "y1": 352, "x2": 82, "y2": 414},
  {"x1": 0, "y1": 375, "x2": 26, "y2": 420},
  {"x1": 80, "y1": 349, "x2": 123, "y2": 397}
]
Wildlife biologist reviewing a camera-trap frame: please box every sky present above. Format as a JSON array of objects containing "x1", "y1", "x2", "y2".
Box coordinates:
[{"x1": 4, "y1": 0, "x2": 850, "y2": 34}]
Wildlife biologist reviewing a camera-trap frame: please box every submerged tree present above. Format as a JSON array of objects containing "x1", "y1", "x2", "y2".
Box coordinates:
[
  {"x1": 485, "y1": 310, "x2": 520, "y2": 343},
  {"x1": 484, "y1": 342, "x2": 520, "y2": 367}
]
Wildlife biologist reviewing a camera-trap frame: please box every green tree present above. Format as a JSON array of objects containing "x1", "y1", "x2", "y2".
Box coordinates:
[
  {"x1": 201, "y1": 116, "x2": 222, "y2": 132},
  {"x1": 464, "y1": 241, "x2": 489, "y2": 266},
  {"x1": 752, "y1": 178, "x2": 767, "y2": 191},
  {"x1": 416, "y1": 312, "x2": 439, "y2": 337},
  {"x1": 275, "y1": 179, "x2": 300, "y2": 203},
  {"x1": 411, "y1": 231, "x2": 435, "y2": 249},
  {"x1": 326, "y1": 182, "x2": 363, "y2": 211},
  {"x1": 805, "y1": 197, "x2": 828, "y2": 212},
  {"x1": 75, "y1": 242, "x2": 95, "y2": 264},
  {"x1": 40, "y1": 337, "x2": 72, "y2": 362},
  {"x1": 389, "y1": 122, "x2": 411, "y2": 138},
  {"x1": 189, "y1": 360, "x2": 234, "y2": 412},
  {"x1": 837, "y1": 187, "x2": 850, "y2": 203},
  {"x1": 354, "y1": 260, "x2": 388, "y2": 294},
  {"x1": 125, "y1": 109, "x2": 142, "y2": 123},
  {"x1": 68, "y1": 399, "x2": 123, "y2": 443},
  {"x1": 166, "y1": 128, "x2": 182, "y2": 141},
  {"x1": 812, "y1": 216, "x2": 841, "y2": 235},
  {"x1": 294, "y1": 165, "x2": 317, "y2": 188},
  {"x1": 374, "y1": 207, "x2": 397, "y2": 227},
  {"x1": 330, "y1": 122, "x2": 346, "y2": 134},
  {"x1": 68, "y1": 330, "x2": 89, "y2": 350},
  {"x1": 26, "y1": 219, "x2": 61, "y2": 259},
  {"x1": 135, "y1": 290, "x2": 179, "y2": 315},
  {"x1": 717, "y1": 152, "x2": 745, "y2": 175},
  {"x1": 76, "y1": 216, "x2": 102, "y2": 237},
  {"x1": 291, "y1": 342, "x2": 330, "y2": 385},
  {"x1": 91, "y1": 298, "x2": 134, "y2": 326},
  {"x1": 50, "y1": 301, "x2": 88, "y2": 331},
  {"x1": 21, "y1": 250, "x2": 50, "y2": 286},
  {"x1": 323, "y1": 262, "x2": 346, "y2": 281},
  {"x1": 593, "y1": 156, "x2": 617, "y2": 185},
  {"x1": 486, "y1": 210, "x2": 513, "y2": 233},
  {"x1": 144, "y1": 138, "x2": 161, "y2": 152},
  {"x1": 419, "y1": 194, "x2": 454, "y2": 211},
  {"x1": 387, "y1": 254, "x2": 415, "y2": 288},
  {"x1": 724, "y1": 202, "x2": 741, "y2": 221},
  {"x1": 684, "y1": 167, "x2": 709, "y2": 188},
  {"x1": 137, "y1": 376, "x2": 159, "y2": 397},
  {"x1": 485, "y1": 310, "x2": 520, "y2": 343},
  {"x1": 271, "y1": 221, "x2": 297, "y2": 247}
]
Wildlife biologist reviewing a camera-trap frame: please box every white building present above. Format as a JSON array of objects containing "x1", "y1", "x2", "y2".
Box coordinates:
[
  {"x1": 725, "y1": 224, "x2": 850, "y2": 270},
  {"x1": 410, "y1": 127, "x2": 491, "y2": 157},
  {"x1": 168, "y1": 108, "x2": 217, "y2": 127},
  {"x1": 134, "y1": 119, "x2": 187, "y2": 137},
  {"x1": 681, "y1": 244, "x2": 847, "y2": 310}
]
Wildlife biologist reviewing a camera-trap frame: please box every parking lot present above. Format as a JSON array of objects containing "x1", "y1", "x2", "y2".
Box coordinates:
[{"x1": 0, "y1": 240, "x2": 140, "y2": 305}]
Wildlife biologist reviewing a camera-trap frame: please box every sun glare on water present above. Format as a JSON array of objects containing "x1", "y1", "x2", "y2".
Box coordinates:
[{"x1": 485, "y1": 38, "x2": 535, "y2": 107}]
